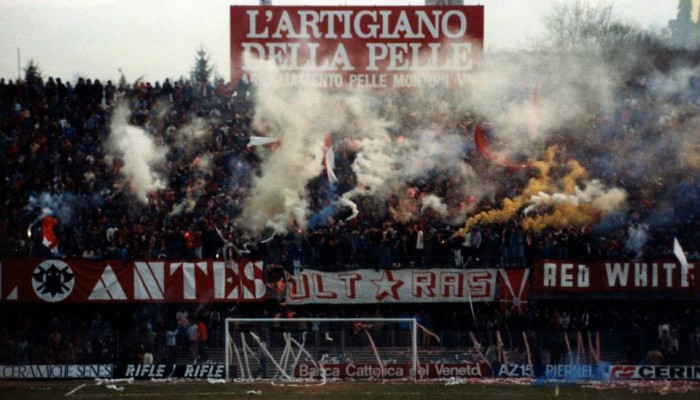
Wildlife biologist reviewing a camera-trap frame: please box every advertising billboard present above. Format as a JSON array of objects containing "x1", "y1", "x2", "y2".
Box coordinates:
[{"x1": 230, "y1": 6, "x2": 484, "y2": 89}]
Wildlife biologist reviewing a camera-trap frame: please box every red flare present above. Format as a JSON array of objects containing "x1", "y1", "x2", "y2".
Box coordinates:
[
  {"x1": 41, "y1": 216, "x2": 59, "y2": 250},
  {"x1": 474, "y1": 124, "x2": 531, "y2": 171}
]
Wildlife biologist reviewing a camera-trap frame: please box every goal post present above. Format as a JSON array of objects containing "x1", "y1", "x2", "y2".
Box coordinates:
[{"x1": 225, "y1": 318, "x2": 418, "y2": 382}]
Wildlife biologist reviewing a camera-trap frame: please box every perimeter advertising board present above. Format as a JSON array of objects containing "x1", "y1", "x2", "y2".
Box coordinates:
[
  {"x1": 116, "y1": 364, "x2": 226, "y2": 380},
  {"x1": 3, "y1": 363, "x2": 698, "y2": 380},
  {"x1": 0, "y1": 365, "x2": 113, "y2": 379},
  {"x1": 293, "y1": 362, "x2": 487, "y2": 379},
  {"x1": 230, "y1": 6, "x2": 484, "y2": 89},
  {"x1": 609, "y1": 365, "x2": 700, "y2": 380}
]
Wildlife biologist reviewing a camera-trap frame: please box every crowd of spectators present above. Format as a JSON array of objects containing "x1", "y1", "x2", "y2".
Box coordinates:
[
  {"x1": 1, "y1": 71, "x2": 699, "y2": 270},
  {"x1": 1, "y1": 300, "x2": 698, "y2": 366},
  {"x1": 0, "y1": 63, "x2": 699, "y2": 367}
]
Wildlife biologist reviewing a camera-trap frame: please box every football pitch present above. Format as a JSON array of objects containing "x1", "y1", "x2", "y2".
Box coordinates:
[{"x1": 0, "y1": 380, "x2": 698, "y2": 400}]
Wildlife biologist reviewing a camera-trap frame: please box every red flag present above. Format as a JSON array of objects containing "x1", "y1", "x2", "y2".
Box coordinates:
[{"x1": 41, "y1": 215, "x2": 59, "y2": 252}]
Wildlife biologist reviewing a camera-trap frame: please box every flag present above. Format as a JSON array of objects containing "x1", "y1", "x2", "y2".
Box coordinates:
[
  {"x1": 41, "y1": 215, "x2": 59, "y2": 253},
  {"x1": 247, "y1": 136, "x2": 281, "y2": 152},
  {"x1": 474, "y1": 124, "x2": 530, "y2": 171},
  {"x1": 323, "y1": 133, "x2": 337, "y2": 183},
  {"x1": 673, "y1": 237, "x2": 691, "y2": 287}
]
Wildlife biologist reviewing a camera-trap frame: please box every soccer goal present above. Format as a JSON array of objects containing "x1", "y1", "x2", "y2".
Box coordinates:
[{"x1": 225, "y1": 318, "x2": 418, "y2": 383}]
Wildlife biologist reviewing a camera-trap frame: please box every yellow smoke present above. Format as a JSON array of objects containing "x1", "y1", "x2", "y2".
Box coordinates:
[
  {"x1": 522, "y1": 203, "x2": 599, "y2": 231},
  {"x1": 681, "y1": 131, "x2": 700, "y2": 169},
  {"x1": 458, "y1": 146, "x2": 621, "y2": 234}
]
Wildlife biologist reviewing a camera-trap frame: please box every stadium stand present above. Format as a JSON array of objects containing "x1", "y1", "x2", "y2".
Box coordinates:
[{"x1": 1, "y1": 56, "x2": 699, "y2": 371}]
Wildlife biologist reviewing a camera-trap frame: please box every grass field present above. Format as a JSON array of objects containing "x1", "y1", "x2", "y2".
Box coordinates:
[{"x1": 0, "y1": 380, "x2": 698, "y2": 400}]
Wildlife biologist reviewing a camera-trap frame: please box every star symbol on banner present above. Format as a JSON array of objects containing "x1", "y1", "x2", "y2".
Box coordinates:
[
  {"x1": 226, "y1": 264, "x2": 242, "y2": 286},
  {"x1": 371, "y1": 270, "x2": 404, "y2": 301}
]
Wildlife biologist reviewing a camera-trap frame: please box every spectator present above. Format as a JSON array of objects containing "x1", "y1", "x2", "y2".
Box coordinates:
[
  {"x1": 187, "y1": 318, "x2": 200, "y2": 361},
  {"x1": 645, "y1": 345, "x2": 664, "y2": 365},
  {"x1": 166, "y1": 324, "x2": 178, "y2": 364},
  {"x1": 196, "y1": 318, "x2": 208, "y2": 363}
]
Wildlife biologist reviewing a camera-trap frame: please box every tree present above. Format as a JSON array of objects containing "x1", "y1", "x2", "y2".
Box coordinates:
[
  {"x1": 668, "y1": 0, "x2": 700, "y2": 48},
  {"x1": 190, "y1": 46, "x2": 216, "y2": 83},
  {"x1": 24, "y1": 59, "x2": 42, "y2": 85},
  {"x1": 542, "y1": 1, "x2": 643, "y2": 53},
  {"x1": 23, "y1": 59, "x2": 44, "y2": 101},
  {"x1": 118, "y1": 68, "x2": 128, "y2": 88}
]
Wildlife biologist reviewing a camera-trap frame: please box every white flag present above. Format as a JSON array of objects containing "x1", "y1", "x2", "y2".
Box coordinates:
[
  {"x1": 247, "y1": 136, "x2": 279, "y2": 147},
  {"x1": 673, "y1": 237, "x2": 689, "y2": 279},
  {"x1": 325, "y1": 145, "x2": 338, "y2": 183}
]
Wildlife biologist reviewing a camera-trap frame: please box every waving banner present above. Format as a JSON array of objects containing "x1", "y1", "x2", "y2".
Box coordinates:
[
  {"x1": 285, "y1": 268, "x2": 496, "y2": 304},
  {"x1": 0, "y1": 259, "x2": 268, "y2": 303},
  {"x1": 231, "y1": 5, "x2": 484, "y2": 89}
]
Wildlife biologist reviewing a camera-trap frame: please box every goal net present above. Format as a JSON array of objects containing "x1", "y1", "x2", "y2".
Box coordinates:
[{"x1": 225, "y1": 318, "x2": 418, "y2": 383}]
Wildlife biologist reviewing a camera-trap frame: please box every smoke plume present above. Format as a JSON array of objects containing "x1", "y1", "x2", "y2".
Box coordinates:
[{"x1": 107, "y1": 104, "x2": 168, "y2": 204}]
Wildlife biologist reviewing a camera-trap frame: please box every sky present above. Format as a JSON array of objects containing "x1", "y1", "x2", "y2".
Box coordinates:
[{"x1": 0, "y1": 0, "x2": 679, "y2": 83}]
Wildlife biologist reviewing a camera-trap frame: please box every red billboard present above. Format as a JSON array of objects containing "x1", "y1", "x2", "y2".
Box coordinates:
[
  {"x1": 230, "y1": 6, "x2": 484, "y2": 89},
  {"x1": 0, "y1": 259, "x2": 268, "y2": 303}
]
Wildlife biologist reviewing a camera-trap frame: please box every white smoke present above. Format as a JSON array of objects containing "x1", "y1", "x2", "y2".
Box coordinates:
[
  {"x1": 237, "y1": 57, "x2": 499, "y2": 232},
  {"x1": 524, "y1": 179, "x2": 627, "y2": 216},
  {"x1": 107, "y1": 103, "x2": 168, "y2": 204},
  {"x1": 26, "y1": 192, "x2": 76, "y2": 225},
  {"x1": 237, "y1": 45, "x2": 632, "y2": 234},
  {"x1": 339, "y1": 195, "x2": 360, "y2": 221},
  {"x1": 460, "y1": 51, "x2": 618, "y2": 158},
  {"x1": 176, "y1": 116, "x2": 211, "y2": 144},
  {"x1": 350, "y1": 136, "x2": 396, "y2": 194},
  {"x1": 421, "y1": 194, "x2": 448, "y2": 216},
  {"x1": 238, "y1": 61, "x2": 339, "y2": 234}
]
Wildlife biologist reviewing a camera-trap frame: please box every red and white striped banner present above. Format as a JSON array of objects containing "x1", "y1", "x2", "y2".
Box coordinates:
[{"x1": 0, "y1": 259, "x2": 268, "y2": 303}]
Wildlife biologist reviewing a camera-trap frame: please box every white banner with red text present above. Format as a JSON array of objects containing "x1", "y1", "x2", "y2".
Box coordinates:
[{"x1": 285, "y1": 268, "x2": 496, "y2": 304}]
